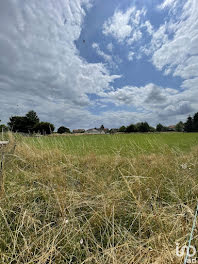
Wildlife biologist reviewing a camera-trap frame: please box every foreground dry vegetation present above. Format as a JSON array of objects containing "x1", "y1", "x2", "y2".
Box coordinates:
[{"x1": 0, "y1": 134, "x2": 198, "y2": 263}]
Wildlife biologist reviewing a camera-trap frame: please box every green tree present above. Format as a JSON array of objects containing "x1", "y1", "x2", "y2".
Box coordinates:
[
  {"x1": 156, "y1": 123, "x2": 164, "y2": 132},
  {"x1": 126, "y1": 124, "x2": 137, "y2": 133},
  {"x1": 25, "y1": 110, "x2": 40, "y2": 132},
  {"x1": 8, "y1": 111, "x2": 40, "y2": 133},
  {"x1": 175, "y1": 121, "x2": 184, "y2": 132},
  {"x1": 184, "y1": 116, "x2": 193, "y2": 132},
  {"x1": 149, "y1": 126, "x2": 156, "y2": 132},
  {"x1": 118, "y1": 126, "x2": 126, "y2": 132},
  {"x1": 8, "y1": 116, "x2": 29, "y2": 133},
  {"x1": 26, "y1": 110, "x2": 39, "y2": 124},
  {"x1": 57, "y1": 126, "x2": 70, "y2": 134},
  {"x1": 136, "y1": 122, "x2": 150, "y2": 132},
  {"x1": 34, "y1": 122, "x2": 55, "y2": 135},
  {"x1": 192, "y1": 112, "x2": 198, "y2": 132}
]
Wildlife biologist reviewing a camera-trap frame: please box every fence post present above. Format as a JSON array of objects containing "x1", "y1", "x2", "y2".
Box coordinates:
[{"x1": 0, "y1": 152, "x2": 5, "y2": 196}]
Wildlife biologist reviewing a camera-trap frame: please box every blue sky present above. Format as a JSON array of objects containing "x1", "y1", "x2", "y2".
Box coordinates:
[{"x1": 0, "y1": 0, "x2": 197, "y2": 129}]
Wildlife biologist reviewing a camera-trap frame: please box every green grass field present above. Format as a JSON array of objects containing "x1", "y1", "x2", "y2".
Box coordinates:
[
  {"x1": 23, "y1": 132, "x2": 198, "y2": 156},
  {"x1": 0, "y1": 132, "x2": 198, "y2": 263}
]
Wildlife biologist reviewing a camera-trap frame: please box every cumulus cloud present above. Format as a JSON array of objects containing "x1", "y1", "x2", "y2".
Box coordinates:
[
  {"x1": 151, "y1": 0, "x2": 198, "y2": 76},
  {"x1": 105, "y1": 83, "x2": 176, "y2": 107},
  {"x1": 143, "y1": 21, "x2": 153, "y2": 35},
  {"x1": 103, "y1": 7, "x2": 146, "y2": 44},
  {"x1": 128, "y1": 51, "x2": 135, "y2": 61},
  {"x1": 107, "y1": 43, "x2": 113, "y2": 52},
  {"x1": 101, "y1": 82, "x2": 196, "y2": 122},
  {"x1": 158, "y1": 0, "x2": 179, "y2": 10},
  {"x1": 142, "y1": 24, "x2": 169, "y2": 56},
  {"x1": 0, "y1": 0, "x2": 121, "y2": 127},
  {"x1": 138, "y1": 0, "x2": 198, "y2": 119},
  {"x1": 92, "y1": 42, "x2": 114, "y2": 67},
  {"x1": 173, "y1": 56, "x2": 198, "y2": 79},
  {"x1": 165, "y1": 102, "x2": 193, "y2": 116},
  {"x1": 0, "y1": 0, "x2": 197, "y2": 129},
  {"x1": 102, "y1": 1, "x2": 198, "y2": 125}
]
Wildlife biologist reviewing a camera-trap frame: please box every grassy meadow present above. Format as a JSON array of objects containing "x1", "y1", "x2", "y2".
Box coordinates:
[
  {"x1": 0, "y1": 132, "x2": 198, "y2": 263},
  {"x1": 24, "y1": 132, "x2": 198, "y2": 156}
]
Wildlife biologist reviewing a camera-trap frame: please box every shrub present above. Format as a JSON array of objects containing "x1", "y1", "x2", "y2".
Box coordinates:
[
  {"x1": 125, "y1": 124, "x2": 137, "y2": 133},
  {"x1": 8, "y1": 110, "x2": 40, "y2": 133},
  {"x1": 57, "y1": 126, "x2": 70, "y2": 134},
  {"x1": 118, "y1": 126, "x2": 126, "y2": 133},
  {"x1": 34, "y1": 122, "x2": 55, "y2": 135},
  {"x1": 136, "y1": 122, "x2": 150, "y2": 132}
]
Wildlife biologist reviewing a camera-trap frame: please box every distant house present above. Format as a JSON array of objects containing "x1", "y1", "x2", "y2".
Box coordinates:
[
  {"x1": 167, "y1": 125, "x2": 176, "y2": 131},
  {"x1": 103, "y1": 128, "x2": 109, "y2": 133},
  {"x1": 86, "y1": 128, "x2": 101, "y2": 134},
  {"x1": 72, "y1": 129, "x2": 85, "y2": 133},
  {"x1": 110, "y1": 128, "x2": 119, "y2": 134},
  {"x1": 85, "y1": 127, "x2": 109, "y2": 134}
]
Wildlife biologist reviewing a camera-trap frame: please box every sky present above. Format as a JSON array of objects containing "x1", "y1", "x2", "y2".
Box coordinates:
[{"x1": 0, "y1": 0, "x2": 198, "y2": 129}]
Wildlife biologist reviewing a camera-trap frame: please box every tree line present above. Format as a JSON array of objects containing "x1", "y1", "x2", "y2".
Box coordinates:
[
  {"x1": 117, "y1": 121, "x2": 184, "y2": 133},
  {"x1": 0, "y1": 110, "x2": 198, "y2": 134},
  {"x1": 184, "y1": 112, "x2": 198, "y2": 132},
  {"x1": 0, "y1": 110, "x2": 72, "y2": 134},
  {"x1": 118, "y1": 112, "x2": 198, "y2": 133},
  {"x1": 0, "y1": 111, "x2": 55, "y2": 135}
]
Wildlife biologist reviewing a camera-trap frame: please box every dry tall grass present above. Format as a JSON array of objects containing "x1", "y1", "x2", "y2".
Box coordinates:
[{"x1": 0, "y1": 133, "x2": 198, "y2": 263}]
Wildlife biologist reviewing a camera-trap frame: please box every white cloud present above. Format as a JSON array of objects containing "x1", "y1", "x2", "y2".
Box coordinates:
[
  {"x1": 101, "y1": 82, "x2": 196, "y2": 122},
  {"x1": 143, "y1": 21, "x2": 153, "y2": 35},
  {"x1": 151, "y1": 0, "x2": 198, "y2": 76},
  {"x1": 0, "y1": 0, "x2": 121, "y2": 128},
  {"x1": 107, "y1": 43, "x2": 113, "y2": 52},
  {"x1": 103, "y1": 7, "x2": 146, "y2": 44},
  {"x1": 104, "y1": 83, "x2": 178, "y2": 108},
  {"x1": 101, "y1": 1, "x2": 198, "y2": 126},
  {"x1": 128, "y1": 51, "x2": 135, "y2": 61},
  {"x1": 92, "y1": 42, "x2": 114, "y2": 66},
  {"x1": 174, "y1": 56, "x2": 198, "y2": 79},
  {"x1": 127, "y1": 30, "x2": 142, "y2": 45},
  {"x1": 0, "y1": 0, "x2": 197, "y2": 129},
  {"x1": 144, "y1": 24, "x2": 168, "y2": 56},
  {"x1": 158, "y1": 102, "x2": 194, "y2": 118},
  {"x1": 103, "y1": 7, "x2": 134, "y2": 42},
  {"x1": 158, "y1": 0, "x2": 178, "y2": 10},
  {"x1": 137, "y1": 0, "x2": 198, "y2": 118}
]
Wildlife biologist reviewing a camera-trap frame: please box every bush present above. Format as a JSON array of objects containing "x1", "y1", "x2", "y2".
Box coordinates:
[
  {"x1": 136, "y1": 122, "x2": 150, "y2": 132},
  {"x1": 118, "y1": 126, "x2": 126, "y2": 133},
  {"x1": 34, "y1": 122, "x2": 55, "y2": 135},
  {"x1": 193, "y1": 112, "x2": 198, "y2": 132},
  {"x1": 57, "y1": 126, "x2": 70, "y2": 134},
  {"x1": 149, "y1": 126, "x2": 156, "y2": 132},
  {"x1": 156, "y1": 123, "x2": 163, "y2": 132},
  {"x1": 8, "y1": 111, "x2": 40, "y2": 133},
  {"x1": 175, "y1": 121, "x2": 184, "y2": 132},
  {"x1": 8, "y1": 116, "x2": 29, "y2": 133},
  {"x1": 156, "y1": 123, "x2": 168, "y2": 132},
  {"x1": 184, "y1": 116, "x2": 193, "y2": 132},
  {"x1": 125, "y1": 124, "x2": 137, "y2": 133}
]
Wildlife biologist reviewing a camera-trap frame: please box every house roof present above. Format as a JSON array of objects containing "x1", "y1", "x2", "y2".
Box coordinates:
[
  {"x1": 72, "y1": 129, "x2": 85, "y2": 133},
  {"x1": 86, "y1": 128, "x2": 98, "y2": 132}
]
